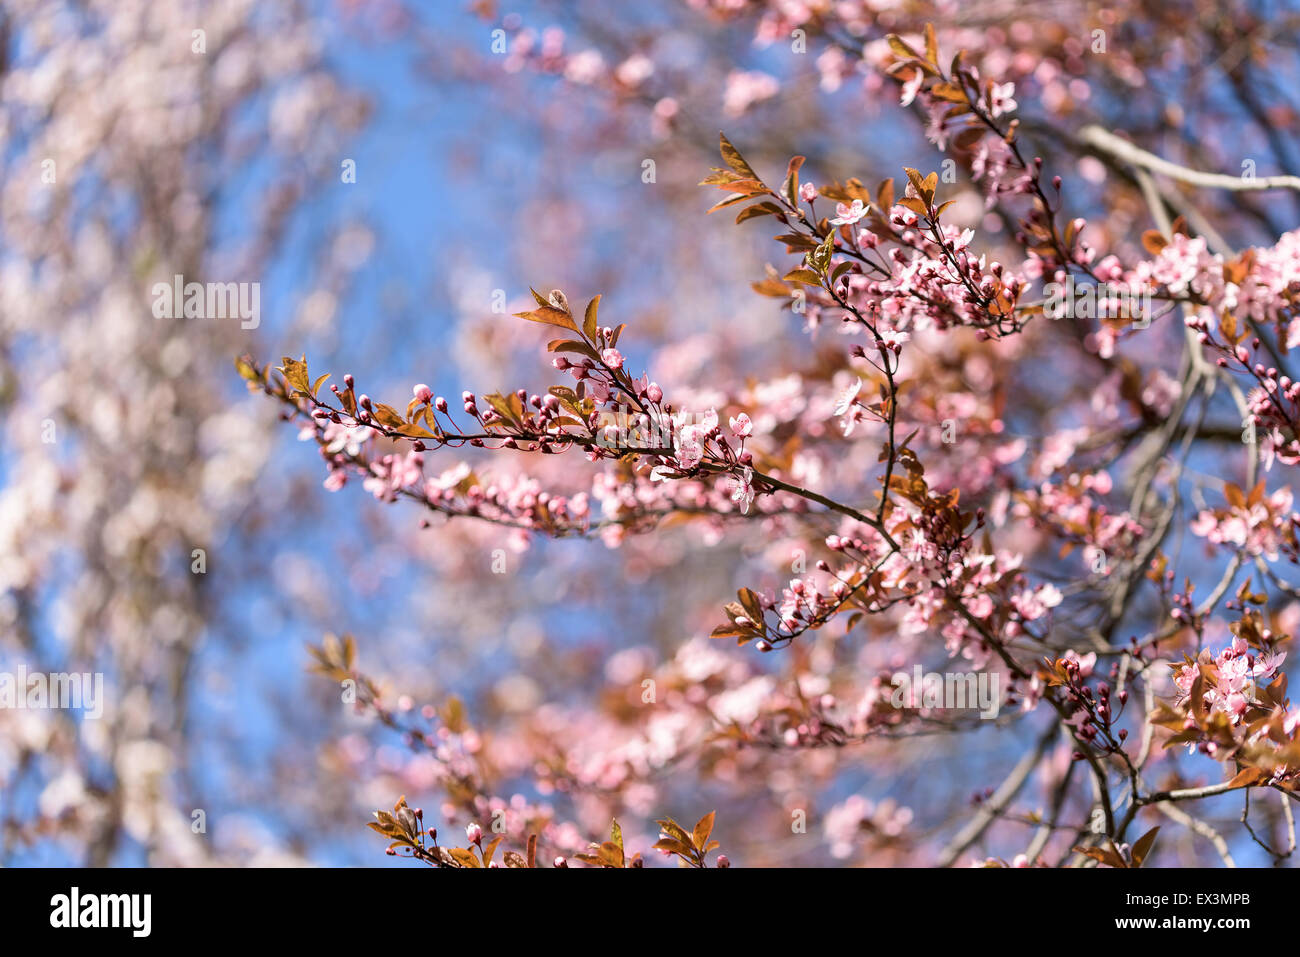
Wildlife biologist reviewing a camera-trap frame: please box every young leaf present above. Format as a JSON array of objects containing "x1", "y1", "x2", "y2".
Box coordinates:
[
  {"x1": 782, "y1": 155, "x2": 805, "y2": 206},
  {"x1": 1226, "y1": 765, "x2": 1269, "y2": 790},
  {"x1": 482, "y1": 835, "x2": 504, "y2": 867},
  {"x1": 657, "y1": 818, "x2": 692, "y2": 845},
  {"x1": 692, "y1": 811, "x2": 716, "y2": 851},
  {"x1": 719, "y1": 132, "x2": 759, "y2": 180},
  {"x1": 448, "y1": 847, "x2": 481, "y2": 868},
  {"x1": 278, "y1": 355, "x2": 310, "y2": 395},
  {"x1": 887, "y1": 34, "x2": 921, "y2": 60},
  {"x1": 514, "y1": 305, "x2": 579, "y2": 333},
  {"x1": 1130, "y1": 826, "x2": 1161, "y2": 867},
  {"x1": 583, "y1": 295, "x2": 601, "y2": 341},
  {"x1": 736, "y1": 202, "x2": 783, "y2": 224}
]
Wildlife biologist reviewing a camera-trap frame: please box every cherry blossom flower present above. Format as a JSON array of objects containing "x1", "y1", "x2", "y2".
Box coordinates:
[
  {"x1": 988, "y1": 81, "x2": 1017, "y2": 118},
  {"x1": 831, "y1": 200, "x2": 868, "y2": 227},
  {"x1": 730, "y1": 467, "x2": 755, "y2": 514}
]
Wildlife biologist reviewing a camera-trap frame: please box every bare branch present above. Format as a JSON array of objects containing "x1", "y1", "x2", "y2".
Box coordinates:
[{"x1": 1080, "y1": 124, "x2": 1300, "y2": 192}]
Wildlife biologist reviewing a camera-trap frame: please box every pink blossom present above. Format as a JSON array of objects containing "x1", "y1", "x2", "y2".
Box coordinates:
[
  {"x1": 988, "y1": 81, "x2": 1018, "y2": 118},
  {"x1": 831, "y1": 200, "x2": 868, "y2": 227},
  {"x1": 730, "y1": 466, "x2": 755, "y2": 514}
]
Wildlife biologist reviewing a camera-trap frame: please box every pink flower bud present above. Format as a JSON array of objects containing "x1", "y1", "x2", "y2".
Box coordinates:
[
  {"x1": 413, "y1": 384, "x2": 432, "y2": 403},
  {"x1": 466, "y1": 822, "x2": 483, "y2": 844}
]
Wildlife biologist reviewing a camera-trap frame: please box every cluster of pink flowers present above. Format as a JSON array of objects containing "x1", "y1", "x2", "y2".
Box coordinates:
[
  {"x1": 1013, "y1": 472, "x2": 1144, "y2": 570},
  {"x1": 824, "y1": 795, "x2": 914, "y2": 861},
  {"x1": 835, "y1": 214, "x2": 1029, "y2": 338},
  {"x1": 1134, "y1": 229, "x2": 1300, "y2": 337},
  {"x1": 1191, "y1": 484, "x2": 1299, "y2": 562},
  {"x1": 287, "y1": 304, "x2": 817, "y2": 547},
  {"x1": 1174, "y1": 637, "x2": 1288, "y2": 727},
  {"x1": 1113, "y1": 229, "x2": 1300, "y2": 469}
]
